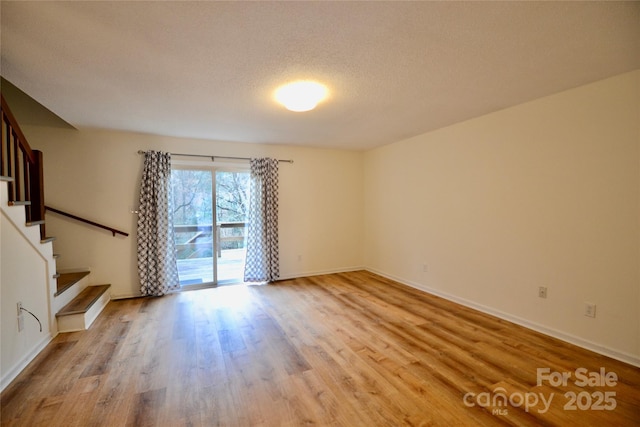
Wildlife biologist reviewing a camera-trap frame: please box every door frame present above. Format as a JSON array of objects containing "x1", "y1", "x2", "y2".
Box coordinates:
[{"x1": 171, "y1": 159, "x2": 250, "y2": 287}]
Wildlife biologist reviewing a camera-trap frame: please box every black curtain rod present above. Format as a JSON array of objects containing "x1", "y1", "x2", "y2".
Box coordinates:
[{"x1": 137, "y1": 150, "x2": 293, "y2": 164}]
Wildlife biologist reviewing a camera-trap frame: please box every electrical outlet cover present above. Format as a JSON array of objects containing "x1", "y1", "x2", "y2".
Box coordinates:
[{"x1": 584, "y1": 303, "x2": 596, "y2": 318}]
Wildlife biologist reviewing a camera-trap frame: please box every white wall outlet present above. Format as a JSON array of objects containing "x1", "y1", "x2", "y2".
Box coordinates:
[
  {"x1": 538, "y1": 286, "x2": 547, "y2": 299},
  {"x1": 17, "y1": 302, "x2": 24, "y2": 332},
  {"x1": 584, "y1": 303, "x2": 596, "y2": 318}
]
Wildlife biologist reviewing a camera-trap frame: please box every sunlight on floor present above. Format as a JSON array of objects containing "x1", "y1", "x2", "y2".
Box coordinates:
[{"x1": 177, "y1": 282, "x2": 263, "y2": 312}]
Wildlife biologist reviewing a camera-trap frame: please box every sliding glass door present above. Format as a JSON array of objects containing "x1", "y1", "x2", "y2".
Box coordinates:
[
  {"x1": 171, "y1": 166, "x2": 250, "y2": 286},
  {"x1": 215, "y1": 170, "x2": 250, "y2": 282}
]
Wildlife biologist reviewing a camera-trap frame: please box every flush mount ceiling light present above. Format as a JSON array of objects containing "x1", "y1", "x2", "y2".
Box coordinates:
[{"x1": 274, "y1": 81, "x2": 328, "y2": 112}]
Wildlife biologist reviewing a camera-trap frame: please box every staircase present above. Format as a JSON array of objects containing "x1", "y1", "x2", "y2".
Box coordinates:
[
  {"x1": 1, "y1": 93, "x2": 111, "y2": 334},
  {"x1": 1, "y1": 177, "x2": 111, "y2": 332}
]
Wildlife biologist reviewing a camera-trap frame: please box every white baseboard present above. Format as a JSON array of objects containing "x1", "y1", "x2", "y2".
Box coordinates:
[
  {"x1": 111, "y1": 267, "x2": 365, "y2": 299},
  {"x1": 366, "y1": 267, "x2": 640, "y2": 368},
  {"x1": 0, "y1": 333, "x2": 56, "y2": 392},
  {"x1": 111, "y1": 293, "x2": 141, "y2": 300},
  {"x1": 278, "y1": 266, "x2": 364, "y2": 281}
]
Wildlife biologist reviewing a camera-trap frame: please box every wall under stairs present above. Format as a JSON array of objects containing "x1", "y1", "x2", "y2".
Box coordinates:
[
  {"x1": 0, "y1": 178, "x2": 111, "y2": 391},
  {"x1": 0, "y1": 177, "x2": 56, "y2": 390}
]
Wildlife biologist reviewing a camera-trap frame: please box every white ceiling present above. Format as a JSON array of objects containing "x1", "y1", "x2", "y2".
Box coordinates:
[{"x1": 1, "y1": 1, "x2": 639, "y2": 150}]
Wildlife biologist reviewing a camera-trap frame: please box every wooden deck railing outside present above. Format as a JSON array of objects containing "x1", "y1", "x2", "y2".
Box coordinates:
[{"x1": 174, "y1": 222, "x2": 246, "y2": 258}]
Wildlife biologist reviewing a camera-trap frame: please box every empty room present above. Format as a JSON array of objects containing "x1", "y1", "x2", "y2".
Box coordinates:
[{"x1": 1, "y1": 1, "x2": 639, "y2": 426}]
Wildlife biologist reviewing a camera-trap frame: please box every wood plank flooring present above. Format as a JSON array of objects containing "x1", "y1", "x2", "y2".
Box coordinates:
[{"x1": 2, "y1": 271, "x2": 639, "y2": 426}]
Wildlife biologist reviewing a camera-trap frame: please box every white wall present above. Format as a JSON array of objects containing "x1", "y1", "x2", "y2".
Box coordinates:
[
  {"x1": 1, "y1": 184, "x2": 55, "y2": 390},
  {"x1": 364, "y1": 70, "x2": 640, "y2": 364},
  {"x1": 16, "y1": 70, "x2": 639, "y2": 367},
  {"x1": 23, "y1": 128, "x2": 363, "y2": 298}
]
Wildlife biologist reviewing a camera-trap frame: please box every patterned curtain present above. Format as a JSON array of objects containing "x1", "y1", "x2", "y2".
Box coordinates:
[
  {"x1": 137, "y1": 151, "x2": 180, "y2": 296},
  {"x1": 244, "y1": 158, "x2": 280, "y2": 282}
]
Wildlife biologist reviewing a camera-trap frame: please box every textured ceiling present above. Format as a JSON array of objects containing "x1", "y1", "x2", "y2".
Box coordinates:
[{"x1": 1, "y1": 1, "x2": 639, "y2": 150}]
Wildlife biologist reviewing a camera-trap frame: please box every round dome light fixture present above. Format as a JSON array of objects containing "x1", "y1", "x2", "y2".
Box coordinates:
[{"x1": 274, "y1": 80, "x2": 328, "y2": 112}]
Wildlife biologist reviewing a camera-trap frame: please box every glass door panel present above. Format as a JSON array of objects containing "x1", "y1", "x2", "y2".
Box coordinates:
[
  {"x1": 171, "y1": 167, "x2": 250, "y2": 286},
  {"x1": 172, "y1": 169, "x2": 215, "y2": 286},
  {"x1": 215, "y1": 170, "x2": 250, "y2": 284}
]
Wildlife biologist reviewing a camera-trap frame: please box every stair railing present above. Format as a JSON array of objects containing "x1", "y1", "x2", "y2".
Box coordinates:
[
  {"x1": 45, "y1": 206, "x2": 129, "y2": 237},
  {"x1": 1, "y1": 94, "x2": 46, "y2": 238}
]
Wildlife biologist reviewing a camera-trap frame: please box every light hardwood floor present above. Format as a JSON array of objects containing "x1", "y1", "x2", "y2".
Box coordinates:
[{"x1": 2, "y1": 271, "x2": 639, "y2": 426}]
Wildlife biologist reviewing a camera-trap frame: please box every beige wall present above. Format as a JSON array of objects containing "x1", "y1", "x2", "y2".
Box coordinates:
[
  {"x1": 1, "y1": 198, "x2": 53, "y2": 389},
  {"x1": 14, "y1": 70, "x2": 639, "y2": 365},
  {"x1": 364, "y1": 70, "x2": 640, "y2": 363},
  {"x1": 24, "y1": 128, "x2": 364, "y2": 298}
]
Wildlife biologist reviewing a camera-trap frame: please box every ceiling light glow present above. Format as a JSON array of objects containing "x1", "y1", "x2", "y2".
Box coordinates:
[{"x1": 274, "y1": 81, "x2": 328, "y2": 112}]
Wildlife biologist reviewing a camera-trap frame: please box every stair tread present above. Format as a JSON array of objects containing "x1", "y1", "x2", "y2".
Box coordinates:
[
  {"x1": 56, "y1": 284, "x2": 111, "y2": 317},
  {"x1": 26, "y1": 220, "x2": 46, "y2": 226},
  {"x1": 0, "y1": 176, "x2": 14, "y2": 182},
  {"x1": 40, "y1": 236, "x2": 56, "y2": 244},
  {"x1": 8, "y1": 200, "x2": 31, "y2": 206},
  {"x1": 55, "y1": 271, "x2": 91, "y2": 296}
]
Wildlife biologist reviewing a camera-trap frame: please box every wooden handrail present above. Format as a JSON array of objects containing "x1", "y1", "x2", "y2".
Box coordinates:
[
  {"x1": 45, "y1": 206, "x2": 129, "y2": 237},
  {"x1": 1, "y1": 94, "x2": 34, "y2": 163},
  {"x1": 1, "y1": 96, "x2": 127, "y2": 240},
  {"x1": 1, "y1": 94, "x2": 46, "y2": 237}
]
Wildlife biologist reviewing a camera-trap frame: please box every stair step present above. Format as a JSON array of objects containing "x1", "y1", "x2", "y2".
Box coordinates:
[
  {"x1": 8, "y1": 200, "x2": 31, "y2": 206},
  {"x1": 56, "y1": 285, "x2": 110, "y2": 317},
  {"x1": 40, "y1": 236, "x2": 56, "y2": 244},
  {"x1": 0, "y1": 176, "x2": 13, "y2": 182},
  {"x1": 53, "y1": 253, "x2": 61, "y2": 259},
  {"x1": 26, "y1": 220, "x2": 46, "y2": 226},
  {"x1": 56, "y1": 285, "x2": 111, "y2": 332},
  {"x1": 55, "y1": 271, "x2": 90, "y2": 296}
]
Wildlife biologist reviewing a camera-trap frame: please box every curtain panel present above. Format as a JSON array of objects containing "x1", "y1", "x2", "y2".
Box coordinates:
[
  {"x1": 137, "y1": 150, "x2": 180, "y2": 296},
  {"x1": 244, "y1": 158, "x2": 280, "y2": 282}
]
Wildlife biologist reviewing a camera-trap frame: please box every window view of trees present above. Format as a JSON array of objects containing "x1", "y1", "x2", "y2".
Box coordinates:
[
  {"x1": 172, "y1": 170, "x2": 213, "y2": 226},
  {"x1": 215, "y1": 171, "x2": 250, "y2": 223},
  {"x1": 216, "y1": 171, "x2": 250, "y2": 251},
  {"x1": 171, "y1": 169, "x2": 250, "y2": 261},
  {"x1": 171, "y1": 169, "x2": 250, "y2": 225}
]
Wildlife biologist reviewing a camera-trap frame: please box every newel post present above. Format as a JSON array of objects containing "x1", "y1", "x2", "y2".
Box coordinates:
[{"x1": 29, "y1": 149, "x2": 46, "y2": 238}]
